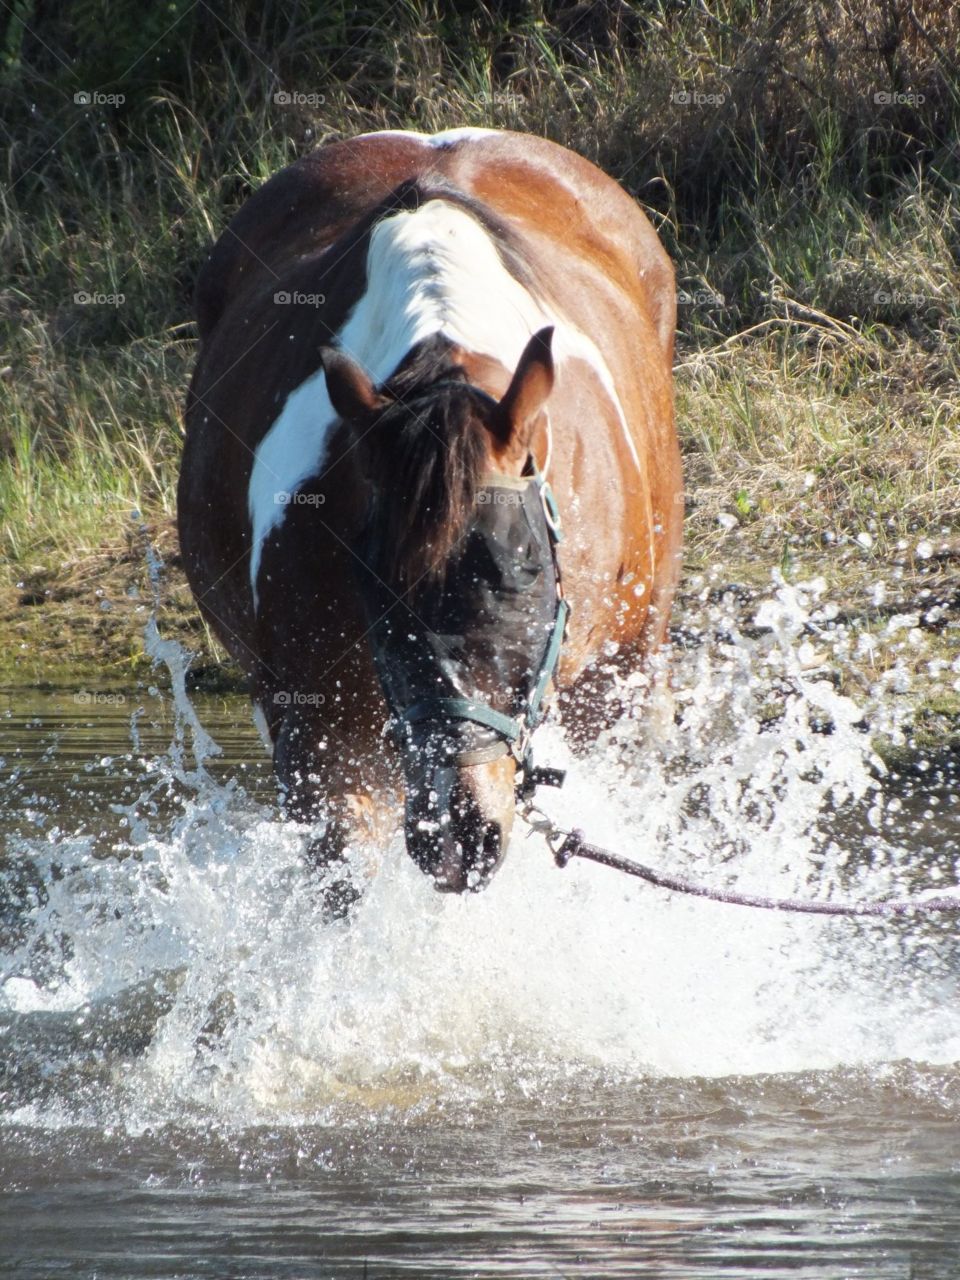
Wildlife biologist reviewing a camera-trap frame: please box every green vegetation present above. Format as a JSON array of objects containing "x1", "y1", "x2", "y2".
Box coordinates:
[{"x1": 1, "y1": 1, "x2": 958, "y2": 713}]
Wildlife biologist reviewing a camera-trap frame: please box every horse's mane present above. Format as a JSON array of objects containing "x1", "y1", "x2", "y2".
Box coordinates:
[
  {"x1": 363, "y1": 336, "x2": 489, "y2": 594},
  {"x1": 354, "y1": 179, "x2": 540, "y2": 595},
  {"x1": 355, "y1": 180, "x2": 542, "y2": 593}
]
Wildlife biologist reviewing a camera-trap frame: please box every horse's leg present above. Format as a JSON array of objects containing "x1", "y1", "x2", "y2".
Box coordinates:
[{"x1": 271, "y1": 705, "x2": 379, "y2": 920}]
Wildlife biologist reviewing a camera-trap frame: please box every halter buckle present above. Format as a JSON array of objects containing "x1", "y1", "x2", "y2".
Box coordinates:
[{"x1": 515, "y1": 738, "x2": 566, "y2": 801}]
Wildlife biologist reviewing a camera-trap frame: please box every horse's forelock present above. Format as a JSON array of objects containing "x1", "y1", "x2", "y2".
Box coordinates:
[{"x1": 365, "y1": 381, "x2": 488, "y2": 592}]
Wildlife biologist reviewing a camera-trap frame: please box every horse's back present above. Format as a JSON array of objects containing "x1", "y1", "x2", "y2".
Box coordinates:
[{"x1": 196, "y1": 129, "x2": 674, "y2": 358}]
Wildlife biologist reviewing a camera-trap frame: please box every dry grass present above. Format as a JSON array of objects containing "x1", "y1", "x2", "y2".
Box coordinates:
[{"x1": 678, "y1": 316, "x2": 960, "y2": 575}]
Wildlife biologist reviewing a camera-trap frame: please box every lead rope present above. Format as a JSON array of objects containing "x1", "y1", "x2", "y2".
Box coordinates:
[{"x1": 520, "y1": 801, "x2": 960, "y2": 917}]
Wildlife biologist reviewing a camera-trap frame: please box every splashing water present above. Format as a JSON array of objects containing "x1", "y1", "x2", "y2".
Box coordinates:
[{"x1": 2, "y1": 571, "x2": 959, "y2": 1134}]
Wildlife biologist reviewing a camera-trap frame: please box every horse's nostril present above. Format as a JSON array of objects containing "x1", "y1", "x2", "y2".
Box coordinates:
[
  {"x1": 454, "y1": 820, "x2": 502, "y2": 892},
  {"x1": 407, "y1": 826, "x2": 442, "y2": 877},
  {"x1": 405, "y1": 814, "x2": 504, "y2": 894}
]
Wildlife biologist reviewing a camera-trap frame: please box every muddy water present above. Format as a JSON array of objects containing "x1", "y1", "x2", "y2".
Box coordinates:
[{"x1": 2, "y1": 579, "x2": 960, "y2": 1278}]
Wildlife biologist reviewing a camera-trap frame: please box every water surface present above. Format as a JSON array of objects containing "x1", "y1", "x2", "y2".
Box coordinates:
[{"x1": 2, "y1": 580, "x2": 959, "y2": 1278}]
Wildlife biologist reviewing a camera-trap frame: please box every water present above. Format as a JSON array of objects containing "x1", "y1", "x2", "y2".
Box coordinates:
[{"x1": 2, "y1": 575, "x2": 960, "y2": 1277}]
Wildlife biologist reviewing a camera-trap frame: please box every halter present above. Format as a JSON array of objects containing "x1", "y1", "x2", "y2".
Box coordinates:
[
  {"x1": 397, "y1": 461, "x2": 569, "y2": 792},
  {"x1": 374, "y1": 379, "x2": 570, "y2": 798}
]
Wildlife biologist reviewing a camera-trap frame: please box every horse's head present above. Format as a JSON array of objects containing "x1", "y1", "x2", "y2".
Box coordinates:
[{"x1": 321, "y1": 328, "x2": 559, "y2": 893}]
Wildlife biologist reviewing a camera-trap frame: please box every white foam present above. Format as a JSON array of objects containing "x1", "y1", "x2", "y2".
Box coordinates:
[{"x1": 4, "y1": 573, "x2": 958, "y2": 1129}]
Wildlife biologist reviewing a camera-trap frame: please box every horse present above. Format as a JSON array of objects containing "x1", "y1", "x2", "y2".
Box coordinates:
[{"x1": 178, "y1": 127, "x2": 682, "y2": 904}]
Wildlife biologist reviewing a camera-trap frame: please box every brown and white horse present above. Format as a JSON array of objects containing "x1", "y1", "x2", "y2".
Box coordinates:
[{"x1": 178, "y1": 127, "x2": 682, "y2": 901}]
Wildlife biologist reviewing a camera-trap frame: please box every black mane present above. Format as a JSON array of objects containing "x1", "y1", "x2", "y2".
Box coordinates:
[{"x1": 362, "y1": 335, "x2": 490, "y2": 593}]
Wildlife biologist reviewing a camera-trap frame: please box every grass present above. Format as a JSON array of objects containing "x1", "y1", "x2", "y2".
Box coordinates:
[{"x1": 0, "y1": 0, "x2": 958, "y2": 711}]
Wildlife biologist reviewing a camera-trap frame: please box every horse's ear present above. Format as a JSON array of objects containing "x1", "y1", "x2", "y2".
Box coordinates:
[
  {"x1": 320, "y1": 347, "x2": 388, "y2": 422},
  {"x1": 494, "y1": 326, "x2": 554, "y2": 461}
]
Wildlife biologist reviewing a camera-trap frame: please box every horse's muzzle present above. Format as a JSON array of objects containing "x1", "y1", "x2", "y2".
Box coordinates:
[{"x1": 403, "y1": 757, "x2": 516, "y2": 893}]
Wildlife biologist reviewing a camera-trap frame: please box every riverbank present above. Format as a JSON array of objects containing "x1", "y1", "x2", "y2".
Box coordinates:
[
  {"x1": 4, "y1": 493, "x2": 957, "y2": 769},
  {"x1": 3, "y1": 326, "x2": 958, "y2": 761}
]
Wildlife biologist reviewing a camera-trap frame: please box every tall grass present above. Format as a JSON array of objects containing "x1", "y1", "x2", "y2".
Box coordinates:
[{"x1": 1, "y1": 0, "x2": 958, "y2": 586}]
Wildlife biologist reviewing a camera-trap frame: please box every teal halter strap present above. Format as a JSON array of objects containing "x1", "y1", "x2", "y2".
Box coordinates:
[{"x1": 395, "y1": 457, "x2": 569, "y2": 768}]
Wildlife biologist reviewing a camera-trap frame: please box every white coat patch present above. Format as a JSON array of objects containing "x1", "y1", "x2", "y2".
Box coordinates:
[
  {"x1": 352, "y1": 127, "x2": 500, "y2": 148},
  {"x1": 247, "y1": 197, "x2": 635, "y2": 607}
]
